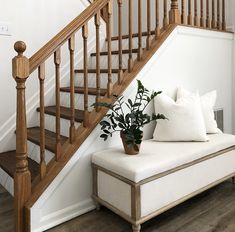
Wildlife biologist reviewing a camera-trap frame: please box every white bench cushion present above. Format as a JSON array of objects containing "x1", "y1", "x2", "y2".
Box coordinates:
[{"x1": 92, "y1": 134, "x2": 235, "y2": 183}]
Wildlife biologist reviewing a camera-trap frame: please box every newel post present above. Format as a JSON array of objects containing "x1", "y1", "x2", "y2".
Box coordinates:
[
  {"x1": 12, "y1": 41, "x2": 31, "y2": 232},
  {"x1": 169, "y1": 0, "x2": 180, "y2": 24}
]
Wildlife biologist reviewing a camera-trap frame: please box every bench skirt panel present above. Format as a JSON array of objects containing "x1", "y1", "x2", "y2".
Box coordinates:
[{"x1": 93, "y1": 149, "x2": 235, "y2": 225}]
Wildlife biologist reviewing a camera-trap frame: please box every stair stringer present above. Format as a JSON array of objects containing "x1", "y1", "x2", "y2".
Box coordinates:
[{"x1": 29, "y1": 26, "x2": 233, "y2": 232}]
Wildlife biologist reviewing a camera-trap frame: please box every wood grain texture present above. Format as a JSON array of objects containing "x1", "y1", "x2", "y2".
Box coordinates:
[
  {"x1": 188, "y1": 0, "x2": 193, "y2": 25},
  {"x1": 69, "y1": 35, "x2": 76, "y2": 144},
  {"x1": 95, "y1": 11, "x2": 101, "y2": 110},
  {"x1": 83, "y1": 23, "x2": 89, "y2": 128},
  {"x1": 13, "y1": 41, "x2": 31, "y2": 232},
  {"x1": 194, "y1": 0, "x2": 199, "y2": 26},
  {"x1": 128, "y1": 0, "x2": 134, "y2": 72},
  {"x1": 60, "y1": 87, "x2": 107, "y2": 96},
  {"x1": 200, "y1": 0, "x2": 205, "y2": 27},
  {"x1": 138, "y1": 0, "x2": 143, "y2": 60},
  {"x1": 27, "y1": 127, "x2": 67, "y2": 153},
  {"x1": 217, "y1": 0, "x2": 221, "y2": 30},
  {"x1": 206, "y1": 0, "x2": 210, "y2": 28},
  {"x1": 146, "y1": 0, "x2": 151, "y2": 50},
  {"x1": 222, "y1": 0, "x2": 226, "y2": 30},
  {"x1": 117, "y1": 0, "x2": 124, "y2": 84},
  {"x1": 37, "y1": 106, "x2": 84, "y2": 123},
  {"x1": 181, "y1": 0, "x2": 186, "y2": 24},
  {"x1": 155, "y1": 0, "x2": 160, "y2": 39},
  {"x1": 54, "y1": 48, "x2": 62, "y2": 161},
  {"x1": 106, "y1": 1, "x2": 113, "y2": 97},
  {"x1": 75, "y1": 68, "x2": 126, "y2": 74},
  {"x1": 0, "y1": 151, "x2": 39, "y2": 181},
  {"x1": 163, "y1": 0, "x2": 169, "y2": 28},
  {"x1": 46, "y1": 181, "x2": 235, "y2": 232},
  {"x1": 38, "y1": 63, "x2": 47, "y2": 179},
  {"x1": 212, "y1": 0, "x2": 216, "y2": 29}
]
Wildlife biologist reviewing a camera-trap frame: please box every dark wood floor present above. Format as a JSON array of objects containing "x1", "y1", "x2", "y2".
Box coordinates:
[
  {"x1": 47, "y1": 180, "x2": 235, "y2": 232},
  {"x1": 0, "y1": 185, "x2": 14, "y2": 232},
  {"x1": 2, "y1": 181, "x2": 235, "y2": 232}
]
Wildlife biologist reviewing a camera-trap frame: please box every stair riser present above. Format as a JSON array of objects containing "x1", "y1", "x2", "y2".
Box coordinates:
[
  {"x1": 60, "y1": 92, "x2": 96, "y2": 112},
  {"x1": 28, "y1": 141, "x2": 55, "y2": 165},
  {"x1": 110, "y1": 36, "x2": 148, "y2": 51},
  {"x1": 0, "y1": 168, "x2": 13, "y2": 196},
  {"x1": 36, "y1": 112, "x2": 81, "y2": 138},
  {"x1": 89, "y1": 52, "x2": 138, "y2": 69},
  {"x1": 74, "y1": 73, "x2": 118, "y2": 88}
]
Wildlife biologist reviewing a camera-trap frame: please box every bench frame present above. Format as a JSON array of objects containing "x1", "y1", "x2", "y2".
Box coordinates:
[{"x1": 92, "y1": 146, "x2": 235, "y2": 232}]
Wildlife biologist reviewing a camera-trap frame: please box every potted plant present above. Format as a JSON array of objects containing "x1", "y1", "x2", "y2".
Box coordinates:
[{"x1": 92, "y1": 80, "x2": 166, "y2": 155}]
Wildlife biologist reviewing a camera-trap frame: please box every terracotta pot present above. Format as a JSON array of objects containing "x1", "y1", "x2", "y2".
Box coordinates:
[{"x1": 120, "y1": 131, "x2": 142, "y2": 155}]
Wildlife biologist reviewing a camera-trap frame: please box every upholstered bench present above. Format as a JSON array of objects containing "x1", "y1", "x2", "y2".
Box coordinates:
[{"x1": 92, "y1": 133, "x2": 235, "y2": 232}]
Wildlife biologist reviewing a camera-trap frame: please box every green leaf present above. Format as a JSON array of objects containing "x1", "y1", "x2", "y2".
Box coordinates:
[
  {"x1": 100, "y1": 134, "x2": 108, "y2": 141},
  {"x1": 118, "y1": 123, "x2": 125, "y2": 129}
]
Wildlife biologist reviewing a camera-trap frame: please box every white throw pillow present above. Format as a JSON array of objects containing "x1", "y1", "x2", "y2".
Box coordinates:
[
  {"x1": 153, "y1": 93, "x2": 209, "y2": 142},
  {"x1": 177, "y1": 88, "x2": 220, "y2": 134}
]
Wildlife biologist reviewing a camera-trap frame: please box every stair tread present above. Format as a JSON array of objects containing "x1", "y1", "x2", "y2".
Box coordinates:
[
  {"x1": 60, "y1": 87, "x2": 107, "y2": 96},
  {"x1": 90, "y1": 48, "x2": 138, "y2": 57},
  {"x1": 27, "y1": 127, "x2": 68, "y2": 153},
  {"x1": 0, "y1": 151, "x2": 39, "y2": 181},
  {"x1": 75, "y1": 69, "x2": 125, "y2": 74},
  {"x1": 37, "y1": 106, "x2": 84, "y2": 123}
]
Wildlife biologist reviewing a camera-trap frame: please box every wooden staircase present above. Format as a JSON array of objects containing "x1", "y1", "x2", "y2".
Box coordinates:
[{"x1": 0, "y1": 0, "x2": 229, "y2": 231}]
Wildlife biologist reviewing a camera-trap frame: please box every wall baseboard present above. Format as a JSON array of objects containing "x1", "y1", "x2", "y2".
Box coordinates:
[{"x1": 32, "y1": 198, "x2": 95, "y2": 232}]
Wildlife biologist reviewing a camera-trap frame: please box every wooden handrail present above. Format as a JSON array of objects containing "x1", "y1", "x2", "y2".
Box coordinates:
[{"x1": 29, "y1": 0, "x2": 109, "y2": 74}]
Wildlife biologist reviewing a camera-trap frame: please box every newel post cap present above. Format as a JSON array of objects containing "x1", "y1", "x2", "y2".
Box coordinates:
[{"x1": 12, "y1": 41, "x2": 29, "y2": 79}]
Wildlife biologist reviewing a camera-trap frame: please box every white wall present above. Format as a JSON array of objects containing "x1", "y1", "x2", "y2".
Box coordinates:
[
  {"x1": 227, "y1": 1, "x2": 235, "y2": 133},
  {"x1": 31, "y1": 26, "x2": 233, "y2": 231}
]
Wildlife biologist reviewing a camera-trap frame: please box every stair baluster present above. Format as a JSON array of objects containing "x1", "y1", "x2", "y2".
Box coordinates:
[
  {"x1": 194, "y1": 0, "x2": 199, "y2": 26},
  {"x1": 169, "y1": 0, "x2": 180, "y2": 24},
  {"x1": 146, "y1": 0, "x2": 151, "y2": 50},
  {"x1": 107, "y1": 0, "x2": 113, "y2": 97},
  {"x1": 69, "y1": 35, "x2": 76, "y2": 143},
  {"x1": 12, "y1": 41, "x2": 31, "y2": 232},
  {"x1": 206, "y1": 0, "x2": 211, "y2": 28},
  {"x1": 82, "y1": 23, "x2": 89, "y2": 127},
  {"x1": 117, "y1": 0, "x2": 124, "y2": 83},
  {"x1": 54, "y1": 49, "x2": 62, "y2": 161},
  {"x1": 95, "y1": 12, "x2": 101, "y2": 111},
  {"x1": 138, "y1": 0, "x2": 143, "y2": 60},
  {"x1": 163, "y1": 0, "x2": 169, "y2": 29},
  {"x1": 200, "y1": 0, "x2": 205, "y2": 27},
  {"x1": 188, "y1": 0, "x2": 193, "y2": 25},
  {"x1": 222, "y1": 0, "x2": 226, "y2": 31},
  {"x1": 212, "y1": 0, "x2": 216, "y2": 28},
  {"x1": 38, "y1": 63, "x2": 47, "y2": 179},
  {"x1": 181, "y1": 0, "x2": 186, "y2": 24},
  {"x1": 217, "y1": 0, "x2": 221, "y2": 30},
  {"x1": 155, "y1": 0, "x2": 160, "y2": 39},
  {"x1": 128, "y1": 0, "x2": 134, "y2": 72}
]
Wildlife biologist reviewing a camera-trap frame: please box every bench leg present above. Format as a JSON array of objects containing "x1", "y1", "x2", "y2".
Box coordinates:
[
  {"x1": 94, "y1": 201, "x2": 101, "y2": 211},
  {"x1": 232, "y1": 177, "x2": 235, "y2": 184},
  {"x1": 132, "y1": 224, "x2": 141, "y2": 232}
]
